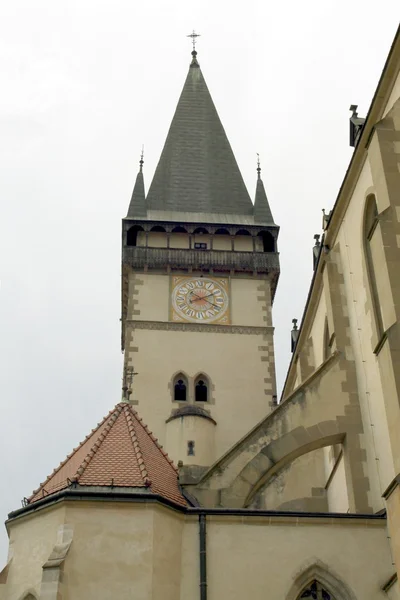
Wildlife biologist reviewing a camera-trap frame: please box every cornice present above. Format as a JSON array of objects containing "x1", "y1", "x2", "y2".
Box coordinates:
[{"x1": 126, "y1": 320, "x2": 273, "y2": 335}]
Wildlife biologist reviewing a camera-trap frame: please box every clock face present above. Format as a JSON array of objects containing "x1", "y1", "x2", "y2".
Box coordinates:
[{"x1": 171, "y1": 276, "x2": 230, "y2": 324}]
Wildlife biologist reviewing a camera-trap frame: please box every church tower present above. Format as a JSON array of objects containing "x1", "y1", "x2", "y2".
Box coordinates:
[{"x1": 121, "y1": 47, "x2": 279, "y2": 472}]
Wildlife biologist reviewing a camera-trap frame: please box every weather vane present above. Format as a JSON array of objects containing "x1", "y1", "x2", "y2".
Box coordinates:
[
  {"x1": 187, "y1": 30, "x2": 201, "y2": 51},
  {"x1": 257, "y1": 153, "x2": 261, "y2": 178}
]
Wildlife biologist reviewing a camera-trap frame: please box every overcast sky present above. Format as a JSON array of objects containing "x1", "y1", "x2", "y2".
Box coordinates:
[{"x1": 0, "y1": 0, "x2": 398, "y2": 564}]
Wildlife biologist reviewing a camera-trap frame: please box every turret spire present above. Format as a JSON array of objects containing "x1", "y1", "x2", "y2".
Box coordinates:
[
  {"x1": 127, "y1": 150, "x2": 146, "y2": 217},
  {"x1": 253, "y1": 155, "x2": 275, "y2": 224}
]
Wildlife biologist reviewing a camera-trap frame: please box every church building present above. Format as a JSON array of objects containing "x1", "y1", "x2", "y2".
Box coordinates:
[{"x1": 1, "y1": 25, "x2": 400, "y2": 600}]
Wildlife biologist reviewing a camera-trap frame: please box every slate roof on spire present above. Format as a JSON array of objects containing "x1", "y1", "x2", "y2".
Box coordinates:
[
  {"x1": 27, "y1": 402, "x2": 186, "y2": 507},
  {"x1": 254, "y1": 172, "x2": 275, "y2": 224},
  {"x1": 127, "y1": 159, "x2": 146, "y2": 217},
  {"x1": 145, "y1": 53, "x2": 254, "y2": 216}
]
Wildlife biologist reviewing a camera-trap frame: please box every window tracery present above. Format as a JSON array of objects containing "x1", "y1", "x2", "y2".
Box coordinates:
[{"x1": 299, "y1": 580, "x2": 336, "y2": 600}]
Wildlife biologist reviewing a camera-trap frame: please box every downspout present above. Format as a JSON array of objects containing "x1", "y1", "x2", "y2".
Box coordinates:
[{"x1": 199, "y1": 513, "x2": 207, "y2": 600}]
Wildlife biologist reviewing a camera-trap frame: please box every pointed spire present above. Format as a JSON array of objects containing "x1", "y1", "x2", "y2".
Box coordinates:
[
  {"x1": 145, "y1": 50, "x2": 253, "y2": 216},
  {"x1": 127, "y1": 149, "x2": 146, "y2": 217},
  {"x1": 253, "y1": 155, "x2": 275, "y2": 224}
]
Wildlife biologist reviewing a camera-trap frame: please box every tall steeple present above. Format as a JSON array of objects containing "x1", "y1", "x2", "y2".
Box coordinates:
[
  {"x1": 254, "y1": 156, "x2": 274, "y2": 224},
  {"x1": 127, "y1": 150, "x2": 146, "y2": 217},
  {"x1": 144, "y1": 49, "x2": 254, "y2": 216}
]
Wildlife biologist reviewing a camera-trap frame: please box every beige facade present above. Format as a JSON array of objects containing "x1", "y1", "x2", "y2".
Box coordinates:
[
  {"x1": 1, "y1": 500, "x2": 395, "y2": 600},
  {"x1": 123, "y1": 265, "x2": 277, "y2": 465},
  {"x1": 2, "y1": 27, "x2": 400, "y2": 600}
]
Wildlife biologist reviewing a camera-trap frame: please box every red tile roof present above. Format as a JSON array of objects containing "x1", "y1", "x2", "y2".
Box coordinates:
[{"x1": 28, "y1": 402, "x2": 186, "y2": 507}]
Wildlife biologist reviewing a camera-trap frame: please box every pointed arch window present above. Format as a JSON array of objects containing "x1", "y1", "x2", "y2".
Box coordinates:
[
  {"x1": 323, "y1": 318, "x2": 333, "y2": 360},
  {"x1": 363, "y1": 194, "x2": 384, "y2": 344},
  {"x1": 298, "y1": 580, "x2": 336, "y2": 600},
  {"x1": 195, "y1": 376, "x2": 208, "y2": 402},
  {"x1": 173, "y1": 374, "x2": 187, "y2": 401}
]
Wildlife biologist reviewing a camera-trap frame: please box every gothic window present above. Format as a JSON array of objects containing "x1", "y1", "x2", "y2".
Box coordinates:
[
  {"x1": 173, "y1": 375, "x2": 187, "y2": 401},
  {"x1": 363, "y1": 194, "x2": 384, "y2": 340},
  {"x1": 323, "y1": 318, "x2": 332, "y2": 360},
  {"x1": 298, "y1": 580, "x2": 336, "y2": 600},
  {"x1": 195, "y1": 376, "x2": 208, "y2": 402},
  {"x1": 257, "y1": 230, "x2": 275, "y2": 252},
  {"x1": 126, "y1": 225, "x2": 144, "y2": 247},
  {"x1": 187, "y1": 440, "x2": 195, "y2": 455}
]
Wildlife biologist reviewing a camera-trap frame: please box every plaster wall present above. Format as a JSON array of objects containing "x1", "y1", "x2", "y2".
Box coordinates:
[
  {"x1": 2, "y1": 504, "x2": 66, "y2": 600},
  {"x1": 165, "y1": 415, "x2": 216, "y2": 466},
  {"x1": 233, "y1": 235, "x2": 253, "y2": 251},
  {"x1": 125, "y1": 270, "x2": 276, "y2": 462},
  {"x1": 127, "y1": 273, "x2": 271, "y2": 328},
  {"x1": 126, "y1": 327, "x2": 274, "y2": 460},
  {"x1": 180, "y1": 516, "x2": 393, "y2": 600},
  {"x1": 63, "y1": 502, "x2": 184, "y2": 600},
  {"x1": 170, "y1": 233, "x2": 190, "y2": 248},
  {"x1": 148, "y1": 232, "x2": 167, "y2": 248},
  {"x1": 326, "y1": 454, "x2": 349, "y2": 513},
  {"x1": 387, "y1": 582, "x2": 400, "y2": 600},
  {"x1": 383, "y1": 67, "x2": 400, "y2": 117},
  {"x1": 337, "y1": 157, "x2": 394, "y2": 502},
  {"x1": 2, "y1": 502, "x2": 395, "y2": 600},
  {"x1": 310, "y1": 291, "x2": 327, "y2": 368},
  {"x1": 249, "y1": 448, "x2": 327, "y2": 511},
  {"x1": 212, "y1": 235, "x2": 231, "y2": 250}
]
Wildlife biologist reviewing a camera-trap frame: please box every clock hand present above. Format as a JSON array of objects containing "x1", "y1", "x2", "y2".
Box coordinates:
[
  {"x1": 188, "y1": 292, "x2": 221, "y2": 311},
  {"x1": 202, "y1": 290, "x2": 219, "y2": 300}
]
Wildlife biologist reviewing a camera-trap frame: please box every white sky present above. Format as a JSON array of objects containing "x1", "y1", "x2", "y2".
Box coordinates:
[{"x1": 0, "y1": 0, "x2": 399, "y2": 565}]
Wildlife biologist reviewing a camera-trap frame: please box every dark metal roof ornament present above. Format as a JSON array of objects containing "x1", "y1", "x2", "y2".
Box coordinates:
[
  {"x1": 257, "y1": 153, "x2": 261, "y2": 180},
  {"x1": 139, "y1": 145, "x2": 144, "y2": 173},
  {"x1": 291, "y1": 318, "x2": 299, "y2": 353},
  {"x1": 187, "y1": 30, "x2": 201, "y2": 66},
  {"x1": 187, "y1": 29, "x2": 201, "y2": 51}
]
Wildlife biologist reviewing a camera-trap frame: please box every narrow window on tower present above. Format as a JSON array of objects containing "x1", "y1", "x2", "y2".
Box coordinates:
[
  {"x1": 173, "y1": 374, "x2": 188, "y2": 401},
  {"x1": 195, "y1": 376, "x2": 208, "y2": 402},
  {"x1": 187, "y1": 440, "x2": 195, "y2": 456},
  {"x1": 363, "y1": 193, "x2": 385, "y2": 347}
]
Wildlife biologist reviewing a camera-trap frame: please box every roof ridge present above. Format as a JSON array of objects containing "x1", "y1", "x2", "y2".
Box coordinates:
[
  {"x1": 28, "y1": 405, "x2": 122, "y2": 501},
  {"x1": 120, "y1": 403, "x2": 178, "y2": 472},
  {"x1": 73, "y1": 406, "x2": 122, "y2": 483},
  {"x1": 122, "y1": 404, "x2": 151, "y2": 486}
]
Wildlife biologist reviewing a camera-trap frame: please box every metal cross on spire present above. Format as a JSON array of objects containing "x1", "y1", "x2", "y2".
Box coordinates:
[
  {"x1": 187, "y1": 30, "x2": 201, "y2": 51},
  {"x1": 257, "y1": 153, "x2": 261, "y2": 179}
]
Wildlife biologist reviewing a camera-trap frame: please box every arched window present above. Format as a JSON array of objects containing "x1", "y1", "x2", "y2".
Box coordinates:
[
  {"x1": 172, "y1": 226, "x2": 187, "y2": 233},
  {"x1": 193, "y1": 227, "x2": 209, "y2": 234},
  {"x1": 173, "y1": 374, "x2": 187, "y2": 401},
  {"x1": 235, "y1": 229, "x2": 251, "y2": 236},
  {"x1": 298, "y1": 580, "x2": 336, "y2": 600},
  {"x1": 126, "y1": 225, "x2": 144, "y2": 247},
  {"x1": 323, "y1": 318, "x2": 332, "y2": 360},
  {"x1": 363, "y1": 194, "x2": 384, "y2": 340},
  {"x1": 257, "y1": 230, "x2": 275, "y2": 252},
  {"x1": 215, "y1": 228, "x2": 230, "y2": 235},
  {"x1": 195, "y1": 376, "x2": 208, "y2": 402},
  {"x1": 150, "y1": 225, "x2": 166, "y2": 232}
]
